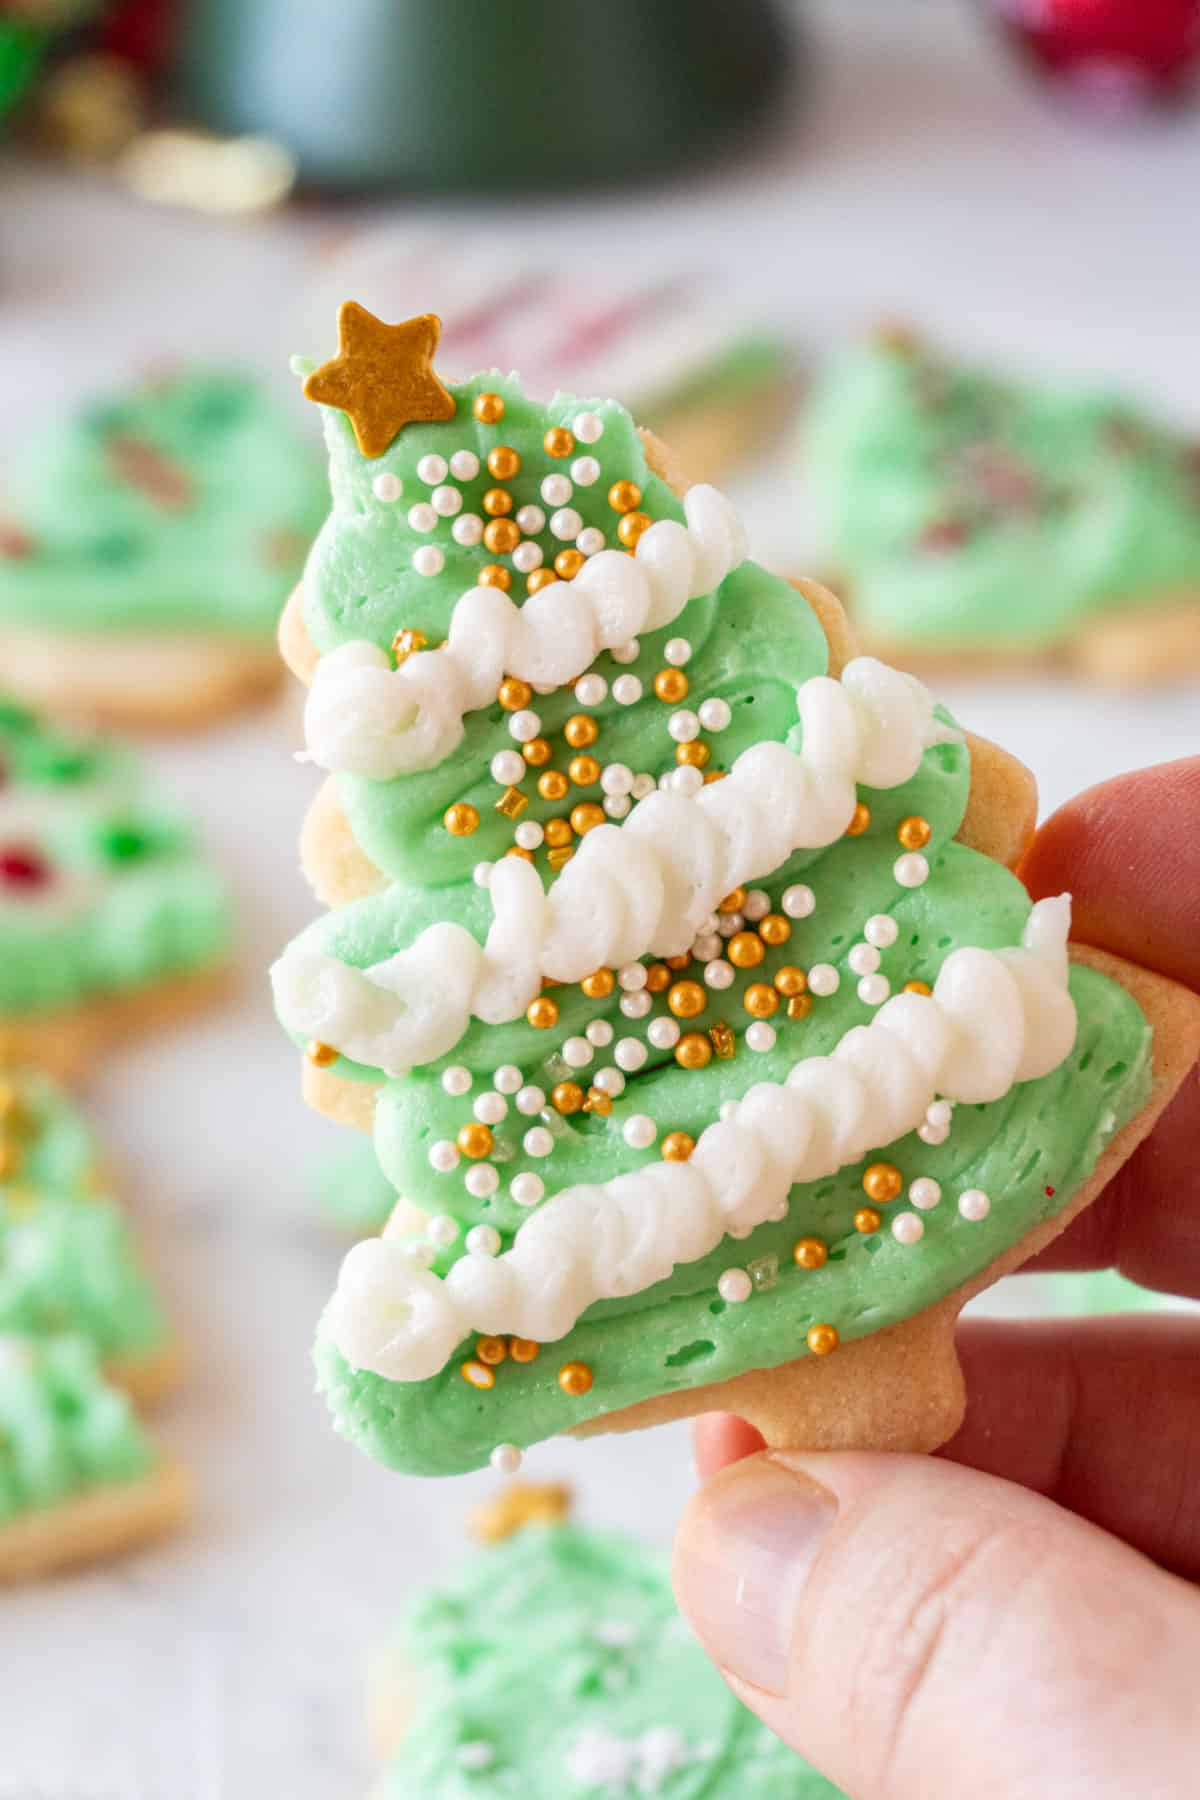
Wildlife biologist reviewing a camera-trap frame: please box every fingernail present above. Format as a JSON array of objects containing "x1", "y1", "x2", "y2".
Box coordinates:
[{"x1": 673, "y1": 1455, "x2": 836, "y2": 1696}]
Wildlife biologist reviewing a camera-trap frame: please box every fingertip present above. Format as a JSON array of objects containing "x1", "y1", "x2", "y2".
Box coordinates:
[{"x1": 691, "y1": 1413, "x2": 766, "y2": 1480}]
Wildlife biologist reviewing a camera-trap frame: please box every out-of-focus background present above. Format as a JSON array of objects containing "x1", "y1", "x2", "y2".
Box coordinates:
[{"x1": 2, "y1": 0, "x2": 1198, "y2": 1793}]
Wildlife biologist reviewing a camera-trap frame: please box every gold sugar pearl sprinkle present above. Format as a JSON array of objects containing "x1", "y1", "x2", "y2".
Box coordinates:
[
  {"x1": 581, "y1": 967, "x2": 615, "y2": 999},
  {"x1": 507, "y1": 845, "x2": 535, "y2": 863},
  {"x1": 544, "y1": 816, "x2": 573, "y2": 846},
  {"x1": 555, "y1": 549, "x2": 585, "y2": 580},
  {"x1": 544, "y1": 427, "x2": 575, "y2": 459},
  {"x1": 570, "y1": 802, "x2": 605, "y2": 835},
  {"x1": 668, "y1": 979, "x2": 706, "y2": 1019},
  {"x1": 854, "y1": 1207, "x2": 882, "y2": 1234},
  {"x1": 774, "y1": 966, "x2": 807, "y2": 998},
  {"x1": 675, "y1": 1031, "x2": 712, "y2": 1070},
  {"x1": 526, "y1": 996, "x2": 559, "y2": 1030},
  {"x1": 475, "y1": 1336, "x2": 508, "y2": 1366},
  {"x1": 676, "y1": 740, "x2": 710, "y2": 768},
  {"x1": 487, "y1": 445, "x2": 521, "y2": 479},
  {"x1": 474, "y1": 392, "x2": 505, "y2": 423},
  {"x1": 787, "y1": 993, "x2": 813, "y2": 1020},
  {"x1": 522, "y1": 736, "x2": 552, "y2": 767},
  {"x1": 563, "y1": 713, "x2": 599, "y2": 748},
  {"x1": 727, "y1": 932, "x2": 765, "y2": 970},
  {"x1": 538, "y1": 770, "x2": 570, "y2": 802},
  {"x1": 793, "y1": 1236, "x2": 828, "y2": 1270},
  {"x1": 664, "y1": 952, "x2": 692, "y2": 970},
  {"x1": 897, "y1": 815, "x2": 932, "y2": 850},
  {"x1": 846, "y1": 802, "x2": 872, "y2": 837},
  {"x1": 391, "y1": 627, "x2": 427, "y2": 663},
  {"x1": 526, "y1": 567, "x2": 558, "y2": 594},
  {"x1": 608, "y1": 479, "x2": 642, "y2": 513},
  {"x1": 617, "y1": 510, "x2": 651, "y2": 549},
  {"x1": 457, "y1": 1122, "x2": 494, "y2": 1159},
  {"x1": 558, "y1": 1360, "x2": 593, "y2": 1396},
  {"x1": 583, "y1": 1087, "x2": 613, "y2": 1117},
  {"x1": 718, "y1": 886, "x2": 747, "y2": 914},
  {"x1": 552, "y1": 1081, "x2": 584, "y2": 1115},
  {"x1": 644, "y1": 962, "x2": 671, "y2": 993},
  {"x1": 904, "y1": 979, "x2": 933, "y2": 996},
  {"x1": 806, "y1": 1323, "x2": 840, "y2": 1357},
  {"x1": 461, "y1": 1359, "x2": 495, "y2": 1390},
  {"x1": 479, "y1": 564, "x2": 512, "y2": 591},
  {"x1": 661, "y1": 1131, "x2": 695, "y2": 1162},
  {"x1": 653, "y1": 668, "x2": 688, "y2": 704},
  {"x1": 306, "y1": 1040, "x2": 338, "y2": 1068},
  {"x1": 758, "y1": 913, "x2": 791, "y2": 947},
  {"x1": 862, "y1": 1162, "x2": 903, "y2": 1203},
  {"x1": 744, "y1": 983, "x2": 779, "y2": 1018},
  {"x1": 483, "y1": 486, "x2": 514, "y2": 518},
  {"x1": 510, "y1": 1337, "x2": 539, "y2": 1363},
  {"x1": 703, "y1": 769, "x2": 726, "y2": 783},
  {"x1": 568, "y1": 754, "x2": 600, "y2": 787},
  {"x1": 444, "y1": 802, "x2": 479, "y2": 837},
  {"x1": 484, "y1": 518, "x2": 520, "y2": 555},
  {"x1": 498, "y1": 677, "x2": 533, "y2": 710}
]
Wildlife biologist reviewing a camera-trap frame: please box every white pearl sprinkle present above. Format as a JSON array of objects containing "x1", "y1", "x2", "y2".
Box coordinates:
[
  {"x1": 604, "y1": 794, "x2": 631, "y2": 819},
  {"x1": 412, "y1": 545, "x2": 444, "y2": 577},
  {"x1": 622, "y1": 1113, "x2": 657, "y2": 1149},
  {"x1": 746, "y1": 1021, "x2": 777, "y2": 1053},
  {"x1": 600, "y1": 762, "x2": 634, "y2": 797},
  {"x1": 895, "y1": 852, "x2": 930, "y2": 889},
  {"x1": 647, "y1": 1016, "x2": 680, "y2": 1050},
  {"x1": 442, "y1": 1065, "x2": 472, "y2": 1096},
  {"x1": 909, "y1": 1177, "x2": 942, "y2": 1210},
  {"x1": 473, "y1": 860, "x2": 494, "y2": 887},
  {"x1": 473, "y1": 1091, "x2": 507, "y2": 1124},
  {"x1": 612, "y1": 675, "x2": 643, "y2": 706},
  {"x1": 704, "y1": 959, "x2": 735, "y2": 990},
  {"x1": 927, "y1": 1099, "x2": 953, "y2": 1129},
  {"x1": 523, "y1": 1127, "x2": 554, "y2": 1158},
  {"x1": 574, "y1": 410, "x2": 604, "y2": 443},
  {"x1": 508, "y1": 709, "x2": 541, "y2": 743},
  {"x1": 417, "y1": 453, "x2": 448, "y2": 485},
  {"x1": 427, "y1": 1214, "x2": 459, "y2": 1247},
  {"x1": 664, "y1": 637, "x2": 692, "y2": 666},
  {"x1": 452, "y1": 513, "x2": 484, "y2": 547},
  {"x1": 402, "y1": 1241, "x2": 437, "y2": 1268},
  {"x1": 919, "y1": 1121, "x2": 950, "y2": 1146},
  {"x1": 465, "y1": 1166, "x2": 500, "y2": 1201},
  {"x1": 958, "y1": 1188, "x2": 991, "y2": 1221},
  {"x1": 516, "y1": 503, "x2": 545, "y2": 535},
  {"x1": 716, "y1": 911, "x2": 744, "y2": 938},
  {"x1": 493, "y1": 1064, "x2": 522, "y2": 1094},
  {"x1": 892, "y1": 1211, "x2": 924, "y2": 1245},
  {"x1": 562, "y1": 1036, "x2": 593, "y2": 1069},
  {"x1": 510, "y1": 1172, "x2": 544, "y2": 1208},
  {"x1": 808, "y1": 964, "x2": 839, "y2": 997},
  {"x1": 575, "y1": 673, "x2": 607, "y2": 706},
  {"x1": 865, "y1": 913, "x2": 899, "y2": 949},
  {"x1": 490, "y1": 749, "x2": 525, "y2": 785},
  {"x1": 514, "y1": 820, "x2": 544, "y2": 850},
  {"x1": 858, "y1": 974, "x2": 891, "y2": 1006},
  {"x1": 618, "y1": 963, "x2": 648, "y2": 991},
  {"x1": 407, "y1": 502, "x2": 437, "y2": 533},
  {"x1": 512, "y1": 540, "x2": 543, "y2": 573},
  {"x1": 586, "y1": 1019, "x2": 614, "y2": 1047},
  {"x1": 515, "y1": 1085, "x2": 546, "y2": 1116},
  {"x1": 372, "y1": 471, "x2": 402, "y2": 502},
  {"x1": 541, "y1": 474, "x2": 572, "y2": 506},
  {"x1": 668, "y1": 709, "x2": 700, "y2": 743},
  {"x1": 614, "y1": 1037, "x2": 647, "y2": 1072},
  {"x1": 718, "y1": 1268, "x2": 753, "y2": 1304},
  {"x1": 593, "y1": 1066, "x2": 625, "y2": 1096},
  {"x1": 577, "y1": 526, "x2": 607, "y2": 557},
  {"x1": 550, "y1": 506, "x2": 583, "y2": 541},
  {"x1": 742, "y1": 889, "x2": 771, "y2": 922},
  {"x1": 848, "y1": 943, "x2": 880, "y2": 976},
  {"x1": 782, "y1": 884, "x2": 816, "y2": 919},
  {"x1": 630, "y1": 772, "x2": 656, "y2": 799},
  {"x1": 610, "y1": 638, "x2": 640, "y2": 664},
  {"x1": 431, "y1": 484, "x2": 462, "y2": 517},
  {"x1": 698, "y1": 697, "x2": 731, "y2": 732},
  {"x1": 691, "y1": 932, "x2": 722, "y2": 963},
  {"x1": 428, "y1": 1140, "x2": 459, "y2": 1173},
  {"x1": 465, "y1": 1217, "x2": 500, "y2": 1248},
  {"x1": 671, "y1": 765, "x2": 704, "y2": 796},
  {"x1": 571, "y1": 455, "x2": 601, "y2": 485},
  {"x1": 449, "y1": 448, "x2": 479, "y2": 481},
  {"x1": 620, "y1": 990, "x2": 653, "y2": 1019},
  {"x1": 490, "y1": 1444, "x2": 522, "y2": 1474}
]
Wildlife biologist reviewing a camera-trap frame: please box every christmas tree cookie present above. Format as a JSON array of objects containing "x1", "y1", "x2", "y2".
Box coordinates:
[
  {"x1": 806, "y1": 328, "x2": 1200, "y2": 681},
  {"x1": 0, "y1": 367, "x2": 326, "y2": 726},
  {"x1": 0, "y1": 694, "x2": 231, "y2": 1076},
  {"x1": 271, "y1": 306, "x2": 1200, "y2": 1478},
  {"x1": 370, "y1": 1501, "x2": 841, "y2": 1799},
  {"x1": 0, "y1": 1332, "x2": 187, "y2": 1582}
]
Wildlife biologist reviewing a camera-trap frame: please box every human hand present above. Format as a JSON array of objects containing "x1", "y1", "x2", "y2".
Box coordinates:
[{"x1": 673, "y1": 758, "x2": 1200, "y2": 1799}]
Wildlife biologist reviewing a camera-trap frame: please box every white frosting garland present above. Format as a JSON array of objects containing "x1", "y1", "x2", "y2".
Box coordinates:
[
  {"x1": 303, "y1": 483, "x2": 747, "y2": 780},
  {"x1": 329, "y1": 899, "x2": 1077, "y2": 1382},
  {"x1": 272, "y1": 656, "x2": 958, "y2": 1077}
]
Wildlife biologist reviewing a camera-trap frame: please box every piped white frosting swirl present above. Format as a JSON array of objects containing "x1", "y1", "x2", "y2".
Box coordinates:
[
  {"x1": 303, "y1": 483, "x2": 747, "y2": 780},
  {"x1": 329, "y1": 898, "x2": 1077, "y2": 1382},
  {"x1": 272, "y1": 656, "x2": 958, "y2": 1077}
]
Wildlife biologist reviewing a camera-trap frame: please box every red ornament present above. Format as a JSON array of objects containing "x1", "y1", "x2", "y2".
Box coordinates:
[
  {"x1": 0, "y1": 846, "x2": 51, "y2": 891},
  {"x1": 986, "y1": 0, "x2": 1200, "y2": 114}
]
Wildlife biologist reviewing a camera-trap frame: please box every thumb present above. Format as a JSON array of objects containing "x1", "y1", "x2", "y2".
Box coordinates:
[{"x1": 673, "y1": 1451, "x2": 1198, "y2": 1799}]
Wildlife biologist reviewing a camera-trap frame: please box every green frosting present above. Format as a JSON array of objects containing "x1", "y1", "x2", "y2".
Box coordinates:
[
  {"x1": 0, "y1": 369, "x2": 326, "y2": 639},
  {"x1": 285, "y1": 370, "x2": 1153, "y2": 1477},
  {"x1": 0, "y1": 695, "x2": 231, "y2": 1016},
  {"x1": 377, "y1": 1521, "x2": 842, "y2": 1799},
  {"x1": 1, "y1": 1067, "x2": 97, "y2": 1197},
  {"x1": 0, "y1": 1333, "x2": 154, "y2": 1524},
  {"x1": 806, "y1": 335, "x2": 1200, "y2": 647},
  {"x1": 0, "y1": 1188, "x2": 167, "y2": 1362}
]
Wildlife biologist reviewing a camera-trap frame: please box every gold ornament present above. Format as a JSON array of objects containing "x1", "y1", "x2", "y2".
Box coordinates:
[
  {"x1": 444, "y1": 802, "x2": 479, "y2": 837},
  {"x1": 474, "y1": 391, "x2": 505, "y2": 424},
  {"x1": 854, "y1": 1207, "x2": 881, "y2": 1234},
  {"x1": 653, "y1": 668, "x2": 688, "y2": 704},
  {"x1": 665, "y1": 953, "x2": 692, "y2": 970},
  {"x1": 479, "y1": 563, "x2": 512, "y2": 591},
  {"x1": 675, "y1": 1031, "x2": 712, "y2": 1070},
  {"x1": 303, "y1": 304, "x2": 455, "y2": 458},
  {"x1": 717, "y1": 886, "x2": 747, "y2": 914},
  {"x1": 556, "y1": 549, "x2": 585, "y2": 580},
  {"x1": 563, "y1": 713, "x2": 599, "y2": 749},
  {"x1": 457, "y1": 1122, "x2": 494, "y2": 1159},
  {"x1": 675, "y1": 740, "x2": 710, "y2": 768},
  {"x1": 305, "y1": 1040, "x2": 337, "y2": 1068},
  {"x1": 526, "y1": 568, "x2": 558, "y2": 594},
  {"x1": 608, "y1": 479, "x2": 642, "y2": 513},
  {"x1": 509, "y1": 1337, "x2": 540, "y2": 1363},
  {"x1": 793, "y1": 1236, "x2": 828, "y2": 1270},
  {"x1": 806, "y1": 1323, "x2": 840, "y2": 1357},
  {"x1": 667, "y1": 979, "x2": 706, "y2": 1019},
  {"x1": 497, "y1": 676, "x2": 532, "y2": 712},
  {"x1": 544, "y1": 427, "x2": 575, "y2": 458},
  {"x1": 743, "y1": 982, "x2": 779, "y2": 1018},
  {"x1": 727, "y1": 931, "x2": 765, "y2": 970},
  {"x1": 475, "y1": 1335, "x2": 508, "y2": 1366},
  {"x1": 787, "y1": 994, "x2": 813, "y2": 1020},
  {"x1": 538, "y1": 769, "x2": 570, "y2": 803},
  {"x1": 862, "y1": 1162, "x2": 903, "y2": 1203},
  {"x1": 507, "y1": 845, "x2": 534, "y2": 863},
  {"x1": 581, "y1": 967, "x2": 615, "y2": 999},
  {"x1": 487, "y1": 445, "x2": 521, "y2": 479},
  {"x1": 494, "y1": 786, "x2": 528, "y2": 820},
  {"x1": 558, "y1": 1360, "x2": 594, "y2": 1396},
  {"x1": 568, "y1": 754, "x2": 600, "y2": 787},
  {"x1": 583, "y1": 1087, "x2": 613, "y2": 1117},
  {"x1": 522, "y1": 736, "x2": 552, "y2": 767},
  {"x1": 644, "y1": 962, "x2": 671, "y2": 993},
  {"x1": 661, "y1": 1131, "x2": 695, "y2": 1162},
  {"x1": 846, "y1": 802, "x2": 872, "y2": 837},
  {"x1": 483, "y1": 486, "x2": 513, "y2": 517},
  {"x1": 758, "y1": 913, "x2": 791, "y2": 947},
  {"x1": 904, "y1": 979, "x2": 933, "y2": 996},
  {"x1": 526, "y1": 996, "x2": 559, "y2": 1030},
  {"x1": 897, "y1": 815, "x2": 932, "y2": 850},
  {"x1": 570, "y1": 802, "x2": 605, "y2": 835},
  {"x1": 774, "y1": 965, "x2": 807, "y2": 998},
  {"x1": 552, "y1": 1081, "x2": 584, "y2": 1115},
  {"x1": 484, "y1": 518, "x2": 520, "y2": 555},
  {"x1": 391, "y1": 627, "x2": 427, "y2": 664},
  {"x1": 461, "y1": 1359, "x2": 495, "y2": 1390},
  {"x1": 617, "y1": 510, "x2": 651, "y2": 549},
  {"x1": 544, "y1": 816, "x2": 573, "y2": 846},
  {"x1": 547, "y1": 846, "x2": 574, "y2": 870},
  {"x1": 709, "y1": 1021, "x2": 736, "y2": 1059}
]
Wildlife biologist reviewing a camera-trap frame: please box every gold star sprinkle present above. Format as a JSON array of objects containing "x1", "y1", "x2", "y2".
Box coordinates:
[
  {"x1": 303, "y1": 303, "x2": 456, "y2": 459},
  {"x1": 469, "y1": 1481, "x2": 572, "y2": 1544}
]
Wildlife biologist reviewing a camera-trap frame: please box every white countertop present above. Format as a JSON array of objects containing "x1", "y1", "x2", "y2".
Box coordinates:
[{"x1": 2, "y1": 3, "x2": 1197, "y2": 1794}]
